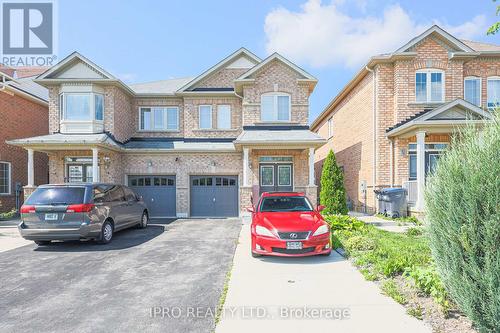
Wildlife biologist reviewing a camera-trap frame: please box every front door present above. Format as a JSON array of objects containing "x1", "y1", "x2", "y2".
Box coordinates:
[{"x1": 259, "y1": 163, "x2": 293, "y2": 194}]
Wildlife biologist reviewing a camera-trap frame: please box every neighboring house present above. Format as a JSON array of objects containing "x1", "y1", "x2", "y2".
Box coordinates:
[
  {"x1": 8, "y1": 49, "x2": 325, "y2": 218},
  {"x1": 311, "y1": 25, "x2": 498, "y2": 215},
  {"x1": 0, "y1": 68, "x2": 49, "y2": 213}
]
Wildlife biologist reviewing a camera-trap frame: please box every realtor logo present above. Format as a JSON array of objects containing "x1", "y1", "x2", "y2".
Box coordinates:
[{"x1": 1, "y1": 0, "x2": 57, "y2": 66}]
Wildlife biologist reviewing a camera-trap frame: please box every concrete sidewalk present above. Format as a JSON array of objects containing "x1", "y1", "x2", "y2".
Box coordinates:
[
  {"x1": 216, "y1": 223, "x2": 431, "y2": 333},
  {"x1": 0, "y1": 219, "x2": 31, "y2": 253}
]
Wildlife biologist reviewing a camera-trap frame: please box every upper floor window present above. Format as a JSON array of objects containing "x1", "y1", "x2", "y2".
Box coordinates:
[
  {"x1": 139, "y1": 107, "x2": 179, "y2": 131},
  {"x1": 217, "y1": 105, "x2": 231, "y2": 129},
  {"x1": 487, "y1": 77, "x2": 500, "y2": 110},
  {"x1": 261, "y1": 93, "x2": 290, "y2": 122},
  {"x1": 0, "y1": 162, "x2": 11, "y2": 195},
  {"x1": 464, "y1": 77, "x2": 481, "y2": 106},
  {"x1": 199, "y1": 105, "x2": 212, "y2": 129},
  {"x1": 60, "y1": 93, "x2": 104, "y2": 121},
  {"x1": 415, "y1": 69, "x2": 444, "y2": 103},
  {"x1": 327, "y1": 117, "x2": 333, "y2": 138}
]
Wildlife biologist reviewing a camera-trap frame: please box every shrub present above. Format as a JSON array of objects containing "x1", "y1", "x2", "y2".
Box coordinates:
[
  {"x1": 406, "y1": 227, "x2": 423, "y2": 237},
  {"x1": 405, "y1": 266, "x2": 450, "y2": 312},
  {"x1": 319, "y1": 150, "x2": 348, "y2": 215},
  {"x1": 344, "y1": 235, "x2": 376, "y2": 251},
  {"x1": 0, "y1": 208, "x2": 17, "y2": 220},
  {"x1": 425, "y1": 114, "x2": 500, "y2": 332},
  {"x1": 325, "y1": 215, "x2": 365, "y2": 232}
]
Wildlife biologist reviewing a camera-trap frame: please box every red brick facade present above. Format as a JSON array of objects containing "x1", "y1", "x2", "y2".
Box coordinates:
[{"x1": 0, "y1": 92, "x2": 48, "y2": 212}]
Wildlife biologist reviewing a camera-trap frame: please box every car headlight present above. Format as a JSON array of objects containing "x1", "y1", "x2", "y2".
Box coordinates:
[
  {"x1": 255, "y1": 225, "x2": 275, "y2": 237},
  {"x1": 313, "y1": 224, "x2": 329, "y2": 236}
]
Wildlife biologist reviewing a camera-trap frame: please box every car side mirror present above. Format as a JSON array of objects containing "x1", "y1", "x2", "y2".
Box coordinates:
[
  {"x1": 246, "y1": 206, "x2": 255, "y2": 213},
  {"x1": 317, "y1": 205, "x2": 326, "y2": 212}
]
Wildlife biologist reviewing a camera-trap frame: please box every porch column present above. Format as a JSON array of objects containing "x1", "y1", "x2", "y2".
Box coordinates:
[
  {"x1": 92, "y1": 148, "x2": 100, "y2": 183},
  {"x1": 27, "y1": 148, "x2": 34, "y2": 186},
  {"x1": 243, "y1": 147, "x2": 249, "y2": 186},
  {"x1": 415, "y1": 131, "x2": 426, "y2": 211},
  {"x1": 308, "y1": 147, "x2": 315, "y2": 186}
]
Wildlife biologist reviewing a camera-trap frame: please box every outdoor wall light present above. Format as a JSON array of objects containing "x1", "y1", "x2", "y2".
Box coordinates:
[{"x1": 147, "y1": 160, "x2": 153, "y2": 167}]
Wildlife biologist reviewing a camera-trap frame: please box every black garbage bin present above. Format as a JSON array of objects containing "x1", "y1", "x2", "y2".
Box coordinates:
[{"x1": 375, "y1": 188, "x2": 408, "y2": 218}]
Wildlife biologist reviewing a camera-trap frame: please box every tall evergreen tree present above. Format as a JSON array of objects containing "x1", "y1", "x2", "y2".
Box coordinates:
[{"x1": 320, "y1": 150, "x2": 348, "y2": 215}]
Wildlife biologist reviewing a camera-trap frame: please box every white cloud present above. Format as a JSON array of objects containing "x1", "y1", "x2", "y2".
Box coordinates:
[
  {"x1": 264, "y1": 0, "x2": 488, "y2": 68},
  {"x1": 116, "y1": 72, "x2": 137, "y2": 83}
]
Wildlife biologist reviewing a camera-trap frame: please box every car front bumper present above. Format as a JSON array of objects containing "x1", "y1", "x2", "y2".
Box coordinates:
[
  {"x1": 18, "y1": 221, "x2": 101, "y2": 241},
  {"x1": 252, "y1": 232, "x2": 331, "y2": 257}
]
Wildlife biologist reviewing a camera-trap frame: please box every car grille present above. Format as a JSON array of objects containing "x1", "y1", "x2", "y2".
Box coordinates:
[
  {"x1": 272, "y1": 247, "x2": 315, "y2": 255},
  {"x1": 277, "y1": 231, "x2": 310, "y2": 240}
]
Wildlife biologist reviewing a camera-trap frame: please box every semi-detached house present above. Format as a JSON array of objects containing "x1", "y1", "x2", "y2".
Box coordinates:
[
  {"x1": 9, "y1": 48, "x2": 325, "y2": 218},
  {"x1": 312, "y1": 25, "x2": 499, "y2": 215}
]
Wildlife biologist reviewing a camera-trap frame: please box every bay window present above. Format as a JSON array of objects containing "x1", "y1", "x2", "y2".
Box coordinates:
[
  {"x1": 60, "y1": 93, "x2": 104, "y2": 121},
  {"x1": 464, "y1": 77, "x2": 481, "y2": 106},
  {"x1": 139, "y1": 107, "x2": 179, "y2": 131},
  {"x1": 217, "y1": 105, "x2": 231, "y2": 129},
  {"x1": 487, "y1": 77, "x2": 500, "y2": 110},
  {"x1": 261, "y1": 93, "x2": 290, "y2": 122},
  {"x1": 199, "y1": 105, "x2": 212, "y2": 129},
  {"x1": 415, "y1": 69, "x2": 444, "y2": 103}
]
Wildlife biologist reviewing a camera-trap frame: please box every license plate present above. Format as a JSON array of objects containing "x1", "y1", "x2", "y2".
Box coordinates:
[
  {"x1": 45, "y1": 213, "x2": 58, "y2": 221},
  {"x1": 286, "y1": 241, "x2": 302, "y2": 250}
]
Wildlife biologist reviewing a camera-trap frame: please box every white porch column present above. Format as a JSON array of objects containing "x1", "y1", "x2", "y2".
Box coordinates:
[
  {"x1": 92, "y1": 148, "x2": 100, "y2": 183},
  {"x1": 27, "y1": 149, "x2": 34, "y2": 186},
  {"x1": 415, "y1": 131, "x2": 426, "y2": 211},
  {"x1": 243, "y1": 147, "x2": 249, "y2": 187},
  {"x1": 308, "y1": 147, "x2": 315, "y2": 186}
]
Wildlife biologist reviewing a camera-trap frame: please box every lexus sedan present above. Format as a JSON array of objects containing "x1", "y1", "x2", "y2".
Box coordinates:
[
  {"x1": 18, "y1": 183, "x2": 149, "y2": 245},
  {"x1": 249, "y1": 192, "x2": 331, "y2": 257}
]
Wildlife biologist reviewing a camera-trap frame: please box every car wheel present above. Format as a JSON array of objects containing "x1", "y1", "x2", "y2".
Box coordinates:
[
  {"x1": 34, "y1": 240, "x2": 51, "y2": 246},
  {"x1": 137, "y1": 212, "x2": 148, "y2": 229},
  {"x1": 98, "y1": 221, "x2": 113, "y2": 244}
]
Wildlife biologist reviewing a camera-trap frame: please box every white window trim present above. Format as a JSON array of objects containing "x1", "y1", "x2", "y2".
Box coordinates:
[
  {"x1": 487, "y1": 76, "x2": 500, "y2": 110},
  {"x1": 59, "y1": 92, "x2": 104, "y2": 122},
  {"x1": 260, "y1": 92, "x2": 291, "y2": 122},
  {"x1": 327, "y1": 117, "x2": 333, "y2": 138},
  {"x1": 260, "y1": 165, "x2": 275, "y2": 186},
  {"x1": 415, "y1": 69, "x2": 445, "y2": 103},
  {"x1": 464, "y1": 76, "x2": 482, "y2": 106},
  {"x1": 0, "y1": 161, "x2": 12, "y2": 195},
  {"x1": 199, "y1": 105, "x2": 213, "y2": 129},
  {"x1": 138, "y1": 106, "x2": 180, "y2": 132},
  {"x1": 217, "y1": 105, "x2": 232, "y2": 129}
]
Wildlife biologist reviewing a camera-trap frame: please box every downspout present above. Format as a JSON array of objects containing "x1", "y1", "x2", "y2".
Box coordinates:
[
  {"x1": 389, "y1": 138, "x2": 394, "y2": 187},
  {"x1": 365, "y1": 65, "x2": 377, "y2": 212}
]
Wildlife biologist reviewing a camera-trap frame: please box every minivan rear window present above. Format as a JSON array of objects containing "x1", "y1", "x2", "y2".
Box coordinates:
[{"x1": 25, "y1": 187, "x2": 86, "y2": 205}]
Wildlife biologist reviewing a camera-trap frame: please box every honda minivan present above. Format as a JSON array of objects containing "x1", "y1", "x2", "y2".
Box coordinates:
[{"x1": 18, "y1": 183, "x2": 149, "y2": 245}]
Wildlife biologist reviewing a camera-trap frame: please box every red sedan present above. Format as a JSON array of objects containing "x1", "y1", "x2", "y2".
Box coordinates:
[{"x1": 248, "y1": 192, "x2": 331, "y2": 257}]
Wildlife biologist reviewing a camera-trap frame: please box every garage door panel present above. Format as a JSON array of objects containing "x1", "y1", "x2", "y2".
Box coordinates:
[
  {"x1": 129, "y1": 175, "x2": 176, "y2": 218},
  {"x1": 190, "y1": 176, "x2": 238, "y2": 217}
]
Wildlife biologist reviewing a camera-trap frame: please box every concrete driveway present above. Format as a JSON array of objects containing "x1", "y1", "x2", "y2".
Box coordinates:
[
  {"x1": 0, "y1": 218, "x2": 241, "y2": 333},
  {"x1": 216, "y1": 222, "x2": 431, "y2": 333}
]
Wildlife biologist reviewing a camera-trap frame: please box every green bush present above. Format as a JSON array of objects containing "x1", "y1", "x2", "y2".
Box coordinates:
[
  {"x1": 0, "y1": 208, "x2": 17, "y2": 220},
  {"x1": 325, "y1": 214, "x2": 365, "y2": 232},
  {"x1": 344, "y1": 235, "x2": 376, "y2": 251},
  {"x1": 319, "y1": 150, "x2": 348, "y2": 215},
  {"x1": 425, "y1": 114, "x2": 500, "y2": 332},
  {"x1": 406, "y1": 227, "x2": 423, "y2": 237},
  {"x1": 405, "y1": 266, "x2": 450, "y2": 311}
]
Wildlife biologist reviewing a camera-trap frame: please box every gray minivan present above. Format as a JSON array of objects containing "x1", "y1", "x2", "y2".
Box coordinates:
[{"x1": 18, "y1": 183, "x2": 149, "y2": 245}]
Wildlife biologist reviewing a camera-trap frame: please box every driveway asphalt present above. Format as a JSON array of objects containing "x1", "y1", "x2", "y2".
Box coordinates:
[
  {"x1": 0, "y1": 218, "x2": 241, "y2": 333},
  {"x1": 216, "y1": 221, "x2": 431, "y2": 333}
]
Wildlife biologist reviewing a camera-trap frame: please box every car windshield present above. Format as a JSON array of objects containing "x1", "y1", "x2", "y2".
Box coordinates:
[
  {"x1": 25, "y1": 187, "x2": 86, "y2": 205},
  {"x1": 260, "y1": 196, "x2": 313, "y2": 212}
]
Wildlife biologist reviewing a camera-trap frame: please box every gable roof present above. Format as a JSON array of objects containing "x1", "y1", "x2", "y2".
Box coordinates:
[
  {"x1": 177, "y1": 48, "x2": 261, "y2": 92},
  {"x1": 386, "y1": 99, "x2": 492, "y2": 137},
  {"x1": 37, "y1": 52, "x2": 117, "y2": 80},
  {"x1": 395, "y1": 25, "x2": 475, "y2": 53}
]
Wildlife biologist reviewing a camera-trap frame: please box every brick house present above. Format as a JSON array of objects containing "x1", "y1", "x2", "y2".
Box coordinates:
[
  {"x1": 311, "y1": 26, "x2": 499, "y2": 214},
  {"x1": 8, "y1": 49, "x2": 325, "y2": 218},
  {"x1": 0, "y1": 68, "x2": 49, "y2": 213}
]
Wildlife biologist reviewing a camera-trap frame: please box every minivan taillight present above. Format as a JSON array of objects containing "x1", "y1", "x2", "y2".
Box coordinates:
[
  {"x1": 66, "y1": 204, "x2": 95, "y2": 213},
  {"x1": 20, "y1": 205, "x2": 35, "y2": 214}
]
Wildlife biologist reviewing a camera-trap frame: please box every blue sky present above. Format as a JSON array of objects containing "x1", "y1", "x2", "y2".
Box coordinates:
[{"x1": 58, "y1": 0, "x2": 500, "y2": 122}]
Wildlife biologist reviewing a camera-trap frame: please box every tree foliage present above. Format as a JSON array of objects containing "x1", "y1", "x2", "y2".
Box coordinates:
[
  {"x1": 320, "y1": 150, "x2": 348, "y2": 215},
  {"x1": 487, "y1": 0, "x2": 500, "y2": 35},
  {"x1": 425, "y1": 114, "x2": 500, "y2": 332}
]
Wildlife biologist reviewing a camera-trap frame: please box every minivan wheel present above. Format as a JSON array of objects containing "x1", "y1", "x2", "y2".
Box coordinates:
[
  {"x1": 34, "y1": 240, "x2": 51, "y2": 246},
  {"x1": 98, "y1": 221, "x2": 113, "y2": 244},
  {"x1": 137, "y1": 212, "x2": 148, "y2": 229}
]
